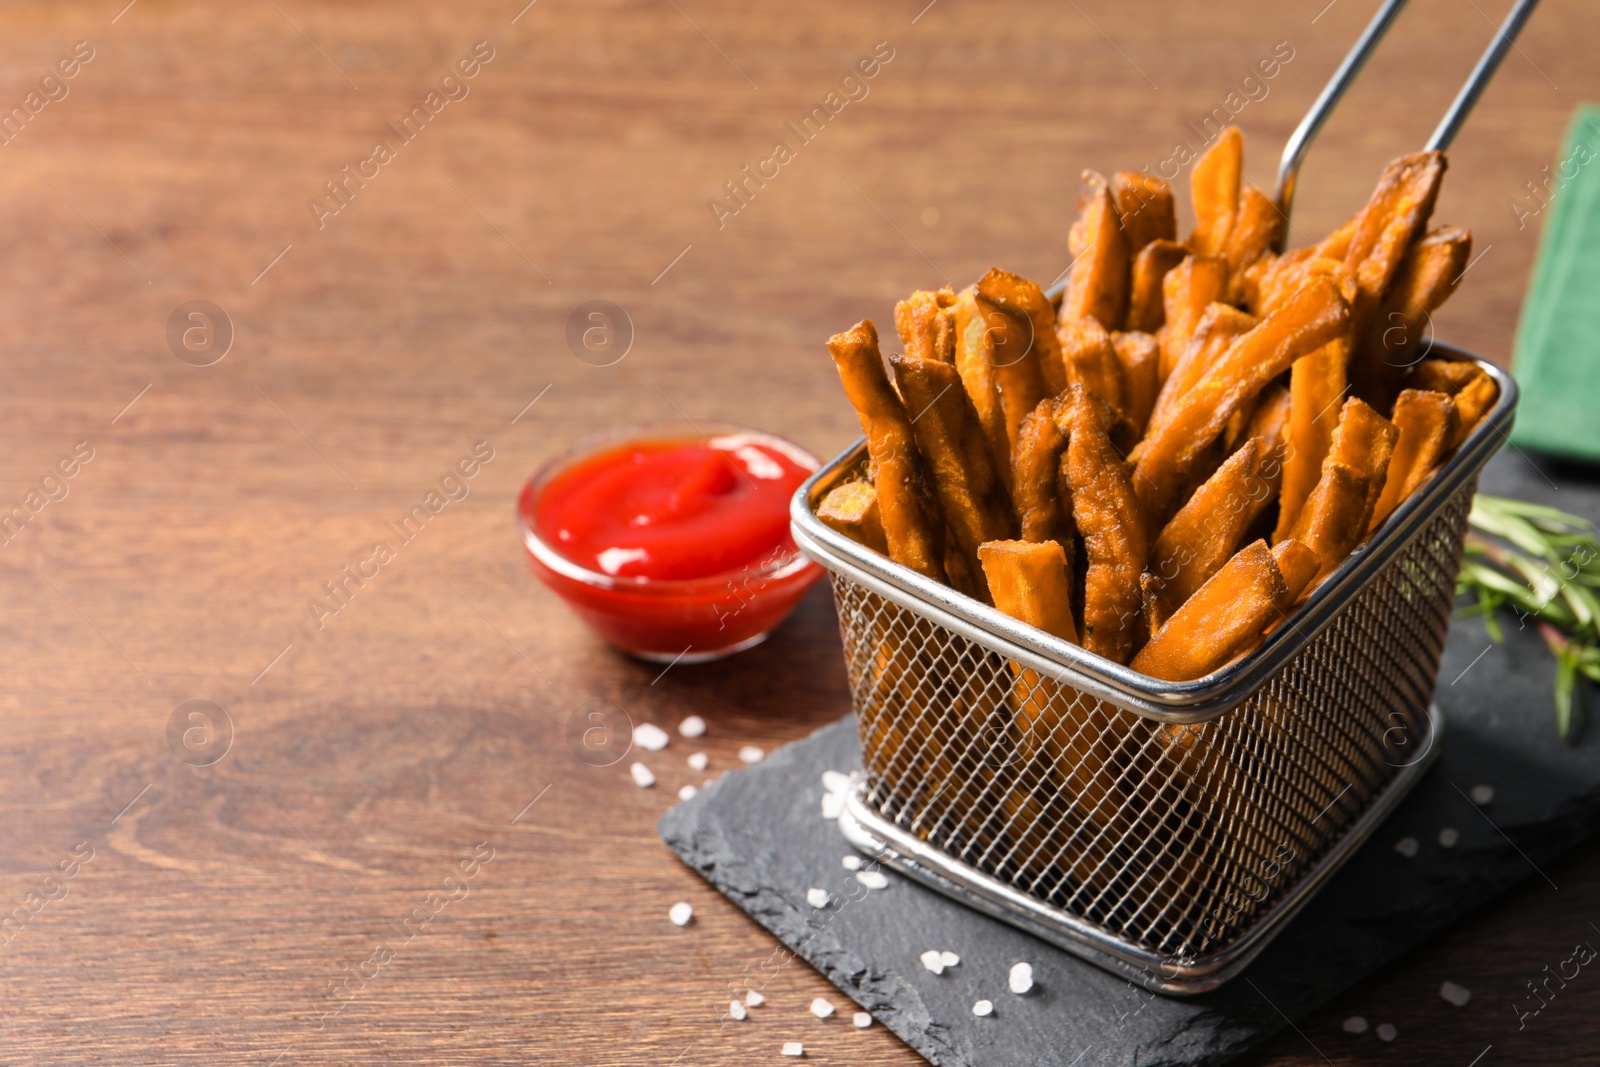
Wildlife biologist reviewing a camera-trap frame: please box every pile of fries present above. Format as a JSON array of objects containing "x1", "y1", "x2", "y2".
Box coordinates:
[{"x1": 822, "y1": 127, "x2": 1497, "y2": 683}]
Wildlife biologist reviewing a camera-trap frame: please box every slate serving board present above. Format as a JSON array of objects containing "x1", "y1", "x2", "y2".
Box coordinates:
[{"x1": 659, "y1": 449, "x2": 1600, "y2": 1066}]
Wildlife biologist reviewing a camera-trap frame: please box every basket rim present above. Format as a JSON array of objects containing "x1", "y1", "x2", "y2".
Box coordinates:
[{"x1": 791, "y1": 341, "x2": 1517, "y2": 723}]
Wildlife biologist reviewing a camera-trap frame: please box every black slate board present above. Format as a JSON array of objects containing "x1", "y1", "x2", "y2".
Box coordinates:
[{"x1": 659, "y1": 450, "x2": 1600, "y2": 1067}]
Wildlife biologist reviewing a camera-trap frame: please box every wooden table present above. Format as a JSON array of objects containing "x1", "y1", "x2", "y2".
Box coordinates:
[{"x1": 0, "y1": 1, "x2": 1594, "y2": 1063}]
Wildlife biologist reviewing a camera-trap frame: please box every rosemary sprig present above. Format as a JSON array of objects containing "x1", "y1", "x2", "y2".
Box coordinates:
[{"x1": 1456, "y1": 494, "x2": 1600, "y2": 741}]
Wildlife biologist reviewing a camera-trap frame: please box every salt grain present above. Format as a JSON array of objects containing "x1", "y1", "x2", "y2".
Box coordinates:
[
  {"x1": 1394, "y1": 836, "x2": 1419, "y2": 858},
  {"x1": 810, "y1": 997, "x2": 835, "y2": 1019},
  {"x1": 920, "y1": 949, "x2": 946, "y2": 975},
  {"x1": 781, "y1": 1042, "x2": 804, "y2": 1057},
  {"x1": 669, "y1": 902, "x2": 693, "y2": 926},
  {"x1": 1009, "y1": 962, "x2": 1034, "y2": 995},
  {"x1": 822, "y1": 770, "x2": 851, "y2": 795},
  {"x1": 745, "y1": 989, "x2": 765, "y2": 1007},
  {"x1": 940, "y1": 951, "x2": 960, "y2": 969},
  {"x1": 1440, "y1": 980, "x2": 1471, "y2": 1007},
  {"x1": 729, "y1": 999, "x2": 747, "y2": 1021},
  {"x1": 688, "y1": 752, "x2": 709, "y2": 771},
  {"x1": 739, "y1": 745, "x2": 765, "y2": 764},
  {"x1": 630, "y1": 762, "x2": 656, "y2": 788},
  {"x1": 1438, "y1": 827, "x2": 1459, "y2": 848},
  {"x1": 678, "y1": 784, "x2": 698, "y2": 801},
  {"x1": 853, "y1": 1012, "x2": 872, "y2": 1028},
  {"x1": 821, "y1": 792, "x2": 845, "y2": 820},
  {"x1": 1470, "y1": 784, "x2": 1495, "y2": 806},
  {"x1": 972, "y1": 999, "x2": 994, "y2": 1017},
  {"x1": 856, "y1": 869, "x2": 888, "y2": 890},
  {"x1": 842, "y1": 855, "x2": 862, "y2": 871},
  {"x1": 1376, "y1": 1023, "x2": 1397, "y2": 1042},
  {"x1": 633, "y1": 723, "x2": 670, "y2": 752},
  {"x1": 1342, "y1": 1016, "x2": 1368, "y2": 1034},
  {"x1": 678, "y1": 715, "x2": 707, "y2": 738},
  {"x1": 806, "y1": 888, "x2": 832, "y2": 909}
]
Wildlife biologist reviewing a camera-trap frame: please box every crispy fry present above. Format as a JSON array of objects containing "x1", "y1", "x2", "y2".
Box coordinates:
[
  {"x1": 1410, "y1": 358, "x2": 1496, "y2": 450},
  {"x1": 891, "y1": 353, "x2": 1018, "y2": 601},
  {"x1": 1241, "y1": 381, "x2": 1291, "y2": 501},
  {"x1": 1146, "y1": 302, "x2": 1256, "y2": 441},
  {"x1": 1140, "y1": 571, "x2": 1167, "y2": 636},
  {"x1": 894, "y1": 289, "x2": 958, "y2": 365},
  {"x1": 976, "y1": 268, "x2": 1067, "y2": 394},
  {"x1": 827, "y1": 320, "x2": 947, "y2": 582},
  {"x1": 1133, "y1": 275, "x2": 1350, "y2": 523},
  {"x1": 1112, "y1": 170, "x2": 1177, "y2": 253},
  {"x1": 952, "y1": 289, "x2": 1012, "y2": 490},
  {"x1": 1062, "y1": 171, "x2": 1132, "y2": 329},
  {"x1": 1058, "y1": 316, "x2": 1127, "y2": 417},
  {"x1": 1289, "y1": 398, "x2": 1398, "y2": 580},
  {"x1": 972, "y1": 292, "x2": 1052, "y2": 471},
  {"x1": 1111, "y1": 330, "x2": 1160, "y2": 436},
  {"x1": 1316, "y1": 215, "x2": 1358, "y2": 261},
  {"x1": 980, "y1": 539, "x2": 1078, "y2": 644},
  {"x1": 1368, "y1": 388, "x2": 1457, "y2": 532},
  {"x1": 1344, "y1": 151, "x2": 1447, "y2": 321},
  {"x1": 1147, "y1": 438, "x2": 1271, "y2": 621},
  {"x1": 1126, "y1": 238, "x2": 1188, "y2": 333},
  {"x1": 1224, "y1": 185, "x2": 1286, "y2": 300},
  {"x1": 816, "y1": 481, "x2": 887, "y2": 555},
  {"x1": 1012, "y1": 398, "x2": 1072, "y2": 544},
  {"x1": 1188, "y1": 127, "x2": 1243, "y2": 257},
  {"x1": 1158, "y1": 255, "x2": 1229, "y2": 383},
  {"x1": 1271, "y1": 538, "x2": 1321, "y2": 603},
  {"x1": 1131, "y1": 540, "x2": 1288, "y2": 681},
  {"x1": 1062, "y1": 385, "x2": 1148, "y2": 664},
  {"x1": 1353, "y1": 226, "x2": 1472, "y2": 410},
  {"x1": 1273, "y1": 335, "x2": 1350, "y2": 542}
]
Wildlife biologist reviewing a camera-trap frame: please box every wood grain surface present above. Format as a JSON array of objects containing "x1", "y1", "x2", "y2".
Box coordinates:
[{"x1": 0, "y1": 1, "x2": 1595, "y2": 1064}]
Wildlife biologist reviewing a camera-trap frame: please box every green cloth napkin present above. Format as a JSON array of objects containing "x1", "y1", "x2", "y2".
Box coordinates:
[{"x1": 1510, "y1": 104, "x2": 1600, "y2": 461}]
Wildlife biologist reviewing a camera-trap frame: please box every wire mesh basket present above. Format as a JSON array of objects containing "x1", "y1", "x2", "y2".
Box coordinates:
[{"x1": 792, "y1": 344, "x2": 1516, "y2": 994}]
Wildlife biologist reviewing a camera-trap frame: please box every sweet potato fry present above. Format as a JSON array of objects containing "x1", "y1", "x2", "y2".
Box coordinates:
[
  {"x1": 1062, "y1": 171, "x2": 1132, "y2": 329},
  {"x1": 816, "y1": 480, "x2": 887, "y2": 555},
  {"x1": 1112, "y1": 170, "x2": 1177, "y2": 254},
  {"x1": 1062, "y1": 385, "x2": 1148, "y2": 664},
  {"x1": 974, "y1": 280, "x2": 1052, "y2": 465},
  {"x1": 1289, "y1": 397, "x2": 1398, "y2": 580},
  {"x1": 1273, "y1": 335, "x2": 1350, "y2": 543},
  {"x1": 951, "y1": 289, "x2": 1012, "y2": 489},
  {"x1": 1224, "y1": 185, "x2": 1286, "y2": 300},
  {"x1": 1271, "y1": 538, "x2": 1321, "y2": 603},
  {"x1": 979, "y1": 539, "x2": 1078, "y2": 644},
  {"x1": 1111, "y1": 330, "x2": 1160, "y2": 436},
  {"x1": 1410, "y1": 358, "x2": 1496, "y2": 449},
  {"x1": 1146, "y1": 302, "x2": 1256, "y2": 441},
  {"x1": 1011, "y1": 398, "x2": 1072, "y2": 544},
  {"x1": 1158, "y1": 255, "x2": 1229, "y2": 383},
  {"x1": 891, "y1": 353, "x2": 1018, "y2": 600},
  {"x1": 1352, "y1": 226, "x2": 1472, "y2": 410},
  {"x1": 1133, "y1": 274, "x2": 1350, "y2": 523},
  {"x1": 1058, "y1": 316, "x2": 1127, "y2": 417},
  {"x1": 1125, "y1": 238, "x2": 1188, "y2": 333},
  {"x1": 1368, "y1": 388, "x2": 1457, "y2": 532},
  {"x1": 1130, "y1": 539, "x2": 1288, "y2": 682},
  {"x1": 1344, "y1": 151, "x2": 1447, "y2": 320},
  {"x1": 1147, "y1": 438, "x2": 1271, "y2": 621},
  {"x1": 894, "y1": 289, "x2": 958, "y2": 364},
  {"x1": 1239, "y1": 381, "x2": 1290, "y2": 502},
  {"x1": 827, "y1": 320, "x2": 947, "y2": 582},
  {"x1": 1316, "y1": 215, "x2": 1358, "y2": 261},
  {"x1": 976, "y1": 268, "x2": 1067, "y2": 394},
  {"x1": 1189, "y1": 126, "x2": 1243, "y2": 257}
]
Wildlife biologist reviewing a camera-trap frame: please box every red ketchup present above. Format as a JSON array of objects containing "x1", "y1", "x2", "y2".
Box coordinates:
[{"x1": 520, "y1": 429, "x2": 823, "y2": 662}]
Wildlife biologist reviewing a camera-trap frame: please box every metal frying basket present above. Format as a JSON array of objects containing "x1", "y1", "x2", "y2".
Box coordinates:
[{"x1": 792, "y1": 348, "x2": 1516, "y2": 994}]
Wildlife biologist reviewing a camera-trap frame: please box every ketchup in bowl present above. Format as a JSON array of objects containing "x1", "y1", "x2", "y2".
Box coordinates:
[{"x1": 519, "y1": 423, "x2": 823, "y2": 662}]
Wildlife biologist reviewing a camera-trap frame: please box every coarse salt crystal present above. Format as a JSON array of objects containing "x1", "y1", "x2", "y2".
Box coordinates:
[
  {"x1": 810, "y1": 997, "x2": 835, "y2": 1018},
  {"x1": 940, "y1": 951, "x2": 960, "y2": 969},
  {"x1": 972, "y1": 999, "x2": 994, "y2": 1017},
  {"x1": 1394, "y1": 836, "x2": 1419, "y2": 858},
  {"x1": 781, "y1": 1042, "x2": 804, "y2": 1057},
  {"x1": 745, "y1": 989, "x2": 765, "y2": 1007},
  {"x1": 1376, "y1": 1023, "x2": 1397, "y2": 1042},
  {"x1": 678, "y1": 784, "x2": 698, "y2": 801},
  {"x1": 1440, "y1": 981, "x2": 1471, "y2": 1007},
  {"x1": 856, "y1": 869, "x2": 887, "y2": 890},
  {"x1": 920, "y1": 949, "x2": 946, "y2": 975},
  {"x1": 630, "y1": 762, "x2": 656, "y2": 788},
  {"x1": 668, "y1": 902, "x2": 693, "y2": 926},
  {"x1": 687, "y1": 752, "x2": 709, "y2": 771},
  {"x1": 739, "y1": 745, "x2": 765, "y2": 764},
  {"x1": 1439, "y1": 827, "x2": 1459, "y2": 848},
  {"x1": 853, "y1": 1011, "x2": 872, "y2": 1028},
  {"x1": 821, "y1": 770, "x2": 851, "y2": 795},
  {"x1": 729, "y1": 999, "x2": 747, "y2": 1021},
  {"x1": 821, "y1": 792, "x2": 845, "y2": 820},
  {"x1": 1342, "y1": 1016, "x2": 1368, "y2": 1034},
  {"x1": 1009, "y1": 962, "x2": 1034, "y2": 994},
  {"x1": 678, "y1": 715, "x2": 706, "y2": 738},
  {"x1": 806, "y1": 888, "x2": 832, "y2": 909},
  {"x1": 842, "y1": 855, "x2": 862, "y2": 871},
  {"x1": 633, "y1": 723, "x2": 670, "y2": 751},
  {"x1": 1470, "y1": 784, "x2": 1495, "y2": 805}
]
